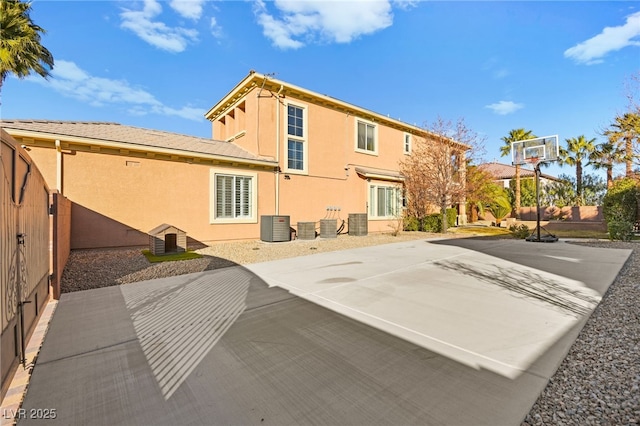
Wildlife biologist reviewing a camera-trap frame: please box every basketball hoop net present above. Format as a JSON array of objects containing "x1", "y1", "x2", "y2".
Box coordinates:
[{"x1": 526, "y1": 157, "x2": 539, "y2": 168}]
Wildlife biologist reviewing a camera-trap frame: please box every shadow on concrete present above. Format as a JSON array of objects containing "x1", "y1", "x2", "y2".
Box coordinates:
[
  {"x1": 433, "y1": 260, "x2": 598, "y2": 317},
  {"x1": 429, "y1": 236, "x2": 630, "y2": 297},
  {"x1": 22, "y1": 238, "x2": 630, "y2": 425},
  {"x1": 119, "y1": 267, "x2": 252, "y2": 400}
]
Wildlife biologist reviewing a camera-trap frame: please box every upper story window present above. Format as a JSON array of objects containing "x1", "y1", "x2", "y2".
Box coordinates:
[
  {"x1": 404, "y1": 133, "x2": 411, "y2": 154},
  {"x1": 288, "y1": 105, "x2": 304, "y2": 137},
  {"x1": 356, "y1": 119, "x2": 377, "y2": 154},
  {"x1": 286, "y1": 103, "x2": 307, "y2": 173}
]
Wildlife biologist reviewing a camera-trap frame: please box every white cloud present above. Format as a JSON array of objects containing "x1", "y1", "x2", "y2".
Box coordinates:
[
  {"x1": 210, "y1": 17, "x2": 223, "y2": 39},
  {"x1": 485, "y1": 101, "x2": 524, "y2": 115},
  {"x1": 254, "y1": 0, "x2": 394, "y2": 49},
  {"x1": 120, "y1": 0, "x2": 198, "y2": 52},
  {"x1": 564, "y1": 11, "x2": 640, "y2": 65},
  {"x1": 29, "y1": 60, "x2": 205, "y2": 121},
  {"x1": 169, "y1": 0, "x2": 206, "y2": 20},
  {"x1": 391, "y1": 0, "x2": 418, "y2": 11}
]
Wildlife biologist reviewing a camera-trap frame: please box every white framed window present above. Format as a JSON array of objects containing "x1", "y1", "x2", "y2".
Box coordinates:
[
  {"x1": 286, "y1": 103, "x2": 308, "y2": 173},
  {"x1": 356, "y1": 119, "x2": 377, "y2": 155},
  {"x1": 368, "y1": 184, "x2": 401, "y2": 218},
  {"x1": 403, "y1": 133, "x2": 411, "y2": 154},
  {"x1": 210, "y1": 170, "x2": 258, "y2": 223},
  {"x1": 287, "y1": 140, "x2": 304, "y2": 170}
]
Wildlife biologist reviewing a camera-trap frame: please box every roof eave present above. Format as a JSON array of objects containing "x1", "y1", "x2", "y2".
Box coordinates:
[
  {"x1": 3, "y1": 128, "x2": 277, "y2": 168},
  {"x1": 204, "y1": 72, "x2": 260, "y2": 120},
  {"x1": 204, "y1": 72, "x2": 472, "y2": 149}
]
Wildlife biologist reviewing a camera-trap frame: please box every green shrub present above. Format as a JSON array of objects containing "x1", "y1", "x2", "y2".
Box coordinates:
[
  {"x1": 404, "y1": 216, "x2": 419, "y2": 232},
  {"x1": 446, "y1": 208, "x2": 457, "y2": 228},
  {"x1": 509, "y1": 224, "x2": 530, "y2": 239},
  {"x1": 602, "y1": 178, "x2": 639, "y2": 240},
  {"x1": 422, "y1": 213, "x2": 442, "y2": 232},
  {"x1": 405, "y1": 209, "x2": 458, "y2": 233},
  {"x1": 607, "y1": 221, "x2": 635, "y2": 241}
]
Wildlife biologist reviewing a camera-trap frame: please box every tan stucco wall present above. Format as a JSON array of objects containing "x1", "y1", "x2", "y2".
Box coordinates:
[
  {"x1": 8, "y1": 80, "x2": 455, "y2": 248},
  {"x1": 52, "y1": 192, "x2": 71, "y2": 299},
  {"x1": 210, "y1": 86, "x2": 420, "y2": 236},
  {"x1": 25, "y1": 145, "x2": 276, "y2": 247}
]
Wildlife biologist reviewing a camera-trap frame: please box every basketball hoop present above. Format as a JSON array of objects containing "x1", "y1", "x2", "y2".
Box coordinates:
[
  {"x1": 526, "y1": 157, "x2": 539, "y2": 169},
  {"x1": 510, "y1": 136, "x2": 560, "y2": 243}
]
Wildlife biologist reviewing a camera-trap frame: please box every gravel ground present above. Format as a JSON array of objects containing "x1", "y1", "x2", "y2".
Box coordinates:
[
  {"x1": 523, "y1": 240, "x2": 639, "y2": 426},
  {"x1": 60, "y1": 232, "x2": 437, "y2": 293},
  {"x1": 59, "y1": 234, "x2": 639, "y2": 425}
]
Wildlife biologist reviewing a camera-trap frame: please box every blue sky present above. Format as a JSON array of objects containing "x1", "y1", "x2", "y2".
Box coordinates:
[{"x1": 2, "y1": 0, "x2": 639, "y2": 179}]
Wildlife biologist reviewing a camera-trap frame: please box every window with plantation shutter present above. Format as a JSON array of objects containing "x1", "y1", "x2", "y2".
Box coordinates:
[
  {"x1": 214, "y1": 174, "x2": 253, "y2": 219},
  {"x1": 216, "y1": 175, "x2": 233, "y2": 218}
]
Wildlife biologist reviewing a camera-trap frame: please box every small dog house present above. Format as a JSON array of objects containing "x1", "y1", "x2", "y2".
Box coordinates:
[{"x1": 149, "y1": 223, "x2": 187, "y2": 255}]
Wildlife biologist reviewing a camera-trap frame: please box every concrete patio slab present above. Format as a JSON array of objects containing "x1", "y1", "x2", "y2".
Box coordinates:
[
  {"x1": 14, "y1": 238, "x2": 630, "y2": 425},
  {"x1": 246, "y1": 239, "x2": 622, "y2": 380}
]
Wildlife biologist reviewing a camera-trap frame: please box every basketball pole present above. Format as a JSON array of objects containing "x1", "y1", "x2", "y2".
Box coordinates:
[
  {"x1": 535, "y1": 162, "x2": 541, "y2": 242},
  {"x1": 525, "y1": 160, "x2": 558, "y2": 242}
]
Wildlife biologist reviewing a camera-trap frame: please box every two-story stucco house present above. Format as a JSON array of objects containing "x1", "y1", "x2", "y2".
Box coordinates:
[{"x1": 1, "y1": 71, "x2": 468, "y2": 248}]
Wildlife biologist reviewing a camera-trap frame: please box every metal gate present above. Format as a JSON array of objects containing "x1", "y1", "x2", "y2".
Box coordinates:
[{"x1": 1, "y1": 130, "x2": 50, "y2": 397}]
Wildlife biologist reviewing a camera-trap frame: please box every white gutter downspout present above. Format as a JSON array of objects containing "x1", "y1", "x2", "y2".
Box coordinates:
[
  {"x1": 55, "y1": 139, "x2": 62, "y2": 194},
  {"x1": 275, "y1": 84, "x2": 284, "y2": 215}
]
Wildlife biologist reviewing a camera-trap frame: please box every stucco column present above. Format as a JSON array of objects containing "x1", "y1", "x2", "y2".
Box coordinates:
[
  {"x1": 457, "y1": 150, "x2": 467, "y2": 225},
  {"x1": 55, "y1": 139, "x2": 63, "y2": 194}
]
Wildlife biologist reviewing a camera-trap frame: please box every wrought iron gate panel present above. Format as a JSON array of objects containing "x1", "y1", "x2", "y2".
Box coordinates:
[
  {"x1": 1, "y1": 151, "x2": 18, "y2": 333},
  {"x1": 1, "y1": 132, "x2": 50, "y2": 392},
  {"x1": 19, "y1": 175, "x2": 50, "y2": 298}
]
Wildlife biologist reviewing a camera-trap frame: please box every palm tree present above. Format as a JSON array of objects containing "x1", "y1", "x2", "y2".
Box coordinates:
[
  {"x1": 558, "y1": 135, "x2": 597, "y2": 205},
  {"x1": 500, "y1": 128, "x2": 536, "y2": 217},
  {"x1": 0, "y1": 0, "x2": 54, "y2": 92},
  {"x1": 589, "y1": 141, "x2": 623, "y2": 189},
  {"x1": 603, "y1": 112, "x2": 640, "y2": 177}
]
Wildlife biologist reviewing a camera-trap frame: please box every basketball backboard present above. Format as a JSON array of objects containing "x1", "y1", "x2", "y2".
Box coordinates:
[{"x1": 511, "y1": 135, "x2": 559, "y2": 166}]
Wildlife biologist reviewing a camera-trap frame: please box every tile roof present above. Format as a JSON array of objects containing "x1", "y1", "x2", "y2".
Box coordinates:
[
  {"x1": 478, "y1": 161, "x2": 558, "y2": 181},
  {"x1": 0, "y1": 120, "x2": 276, "y2": 165}
]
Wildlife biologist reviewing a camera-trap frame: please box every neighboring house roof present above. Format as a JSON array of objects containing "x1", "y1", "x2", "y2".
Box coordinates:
[
  {"x1": 478, "y1": 162, "x2": 559, "y2": 181},
  {"x1": 205, "y1": 70, "x2": 471, "y2": 151},
  {"x1": 0, "y1": 120, "x2": 277, "y2": 167}
]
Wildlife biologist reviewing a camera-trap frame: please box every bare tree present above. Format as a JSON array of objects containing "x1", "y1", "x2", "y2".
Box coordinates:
[
  {"x1": 623, "y1": 71, "x2": 639, "y2": 114},
  {"x1": 400, "y1": 117, "x2": 482, "y2": 233}
]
